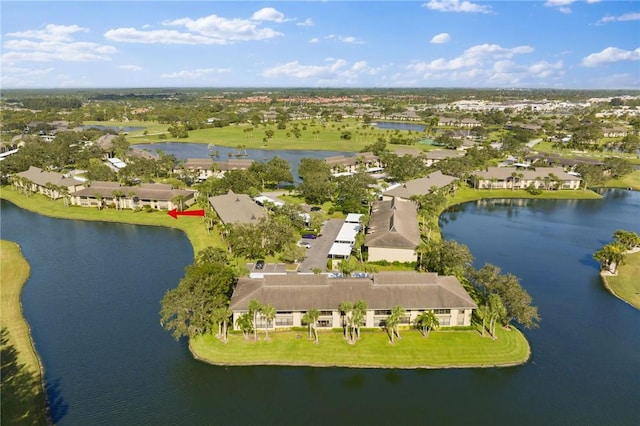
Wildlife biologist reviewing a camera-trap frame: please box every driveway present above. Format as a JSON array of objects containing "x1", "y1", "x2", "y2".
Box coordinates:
[{"x1": 298, "y1": 218, "x2": 344, "y2": 273}]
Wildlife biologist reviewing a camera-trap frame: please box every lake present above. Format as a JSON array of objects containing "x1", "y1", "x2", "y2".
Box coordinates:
[
  {"x1": 131, "y1": 142, "x2": 349, "y2": 182},
  {"x1": 373, "y1": 121, "x2": 426, "y2": 132},
  {"x1": 1, "y1": 189, "x2": 638, "y2": 425}
]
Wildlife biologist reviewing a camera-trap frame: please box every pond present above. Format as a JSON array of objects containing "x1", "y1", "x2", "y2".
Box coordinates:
[{"x1": 1, "y1": 189, "x2": 638, "y2": 425}]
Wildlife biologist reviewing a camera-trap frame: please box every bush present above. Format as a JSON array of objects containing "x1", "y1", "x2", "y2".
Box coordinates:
[{"x1": 526, "y1": 184, "x2": 542, "y2": 195}]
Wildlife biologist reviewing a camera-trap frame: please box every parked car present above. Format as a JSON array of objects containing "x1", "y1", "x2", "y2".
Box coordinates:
[
  {"x1": 310, "y1": 206, "x2": 322, "y2": 212},
  {"x1": 301, "y1": 234, "x2": 317, "y2": 239},
  {"x1": 298, "y1": 241, "x2": 312, "y2": 249},
  {"x1": 255, "y1": 259, "x2": 265, "y2": 270}
]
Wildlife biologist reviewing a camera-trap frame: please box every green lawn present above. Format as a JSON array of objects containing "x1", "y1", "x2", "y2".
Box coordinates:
[
  {"x1": 0, "y1": 240, "x2": 49, "y2": 425},
  {"x1": 190, "y1": 325, "x2": 530, "y2": 369},
  {"x1": 605, "y1": 170, "x2": 640, "y2": 191},
  {"x1": 0, "y1": 186, "x2": 224, "y2": 255},
  {"x1": 604, "y1": 251, "x2": 640, "y2": 310},
  {"x1": 95, "y1": 119, "x2": 431, "y2": 153}
]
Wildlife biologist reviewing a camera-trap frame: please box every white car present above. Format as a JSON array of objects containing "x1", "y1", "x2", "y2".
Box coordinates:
[{"x1": 298, "y1": 241, "x2": 311, "y2": 249}]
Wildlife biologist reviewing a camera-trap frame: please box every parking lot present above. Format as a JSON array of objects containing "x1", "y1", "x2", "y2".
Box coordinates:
[{"x1": 298, "y1": 219, "x2": 344, "y2": 273}]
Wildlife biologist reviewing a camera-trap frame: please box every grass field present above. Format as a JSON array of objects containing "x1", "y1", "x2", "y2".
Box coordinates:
[
  {"x1": 190, "y1": 325, "x2": 530, "y2": 369},
  {"x1": 605, "y1": 170, "x2": 640, "y2": 191},
  {"x1": 0, "y1": 240, "x2": 49, "y2": 425},
  {"x1": 89, "y1": 119, "x2": 437, "y2": 153},
  {"x1": 603, "y1": 251, "x2": 640, "y2": 310}
]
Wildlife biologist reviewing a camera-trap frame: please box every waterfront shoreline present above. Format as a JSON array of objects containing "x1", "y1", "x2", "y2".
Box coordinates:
[
  {"x1": 0, "y1": 240, "x2": 50, "y2": 425},
  {"x1": 599, "y1": 249, "x2": 640, "y2": 310}
]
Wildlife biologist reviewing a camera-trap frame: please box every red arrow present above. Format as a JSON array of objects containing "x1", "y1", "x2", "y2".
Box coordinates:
[{"x1": 168, "y1": 208, "x2": 205, "y2": 219}]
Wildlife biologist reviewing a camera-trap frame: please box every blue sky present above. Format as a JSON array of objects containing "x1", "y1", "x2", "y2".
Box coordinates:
[{"x1": 1, "y1": 1, "x2": 638, "y2": 89}]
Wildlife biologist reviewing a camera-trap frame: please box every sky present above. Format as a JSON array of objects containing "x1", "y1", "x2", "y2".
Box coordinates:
[{"x1": 1, "y1": 1, "x2": 639, "y2": 89}]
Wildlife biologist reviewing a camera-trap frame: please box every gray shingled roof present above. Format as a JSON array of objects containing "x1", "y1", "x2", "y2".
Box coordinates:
[
  {"x1": 230, "y1": 271, "x2": 477, "y2": 311},
  {"x1": 475, "y1": 166, "x2": 580, "y2": 181},
  {"x1": 16, "y1": 166, "x2": 84, "y2": 188},
  {"x1": 364, "y1": 197, "x2": 421, "y2": 249},
  {"x1": 72, "y1": 181, "x2": 194, "y2": 201},
  {"x1": 208, "y1": 190, "x2": 266, "y2": 225},
  {"x1": 384, "y1": 170, "x2": 457, "y2": 199}
]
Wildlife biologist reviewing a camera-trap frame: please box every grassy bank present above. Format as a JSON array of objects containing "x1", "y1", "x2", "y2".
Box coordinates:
[
  {"x1": 0, "y1": 240, "x2": 49, "y2": 425},
  {"x1": 446, "y1": 185, "x2": 602, "y2": 207},
  {"x1": 602, "y1": 251, "x2": 640, "y2": 310},
  {"x1": 0, "y1": 186, "x2": 224, "y2": 255},
  {"x1": 190, "y1": 325, "x2": 530, "y2": 369},
  {"x1": 605, "y1": 170, "x2": 640, "y2": 191}
]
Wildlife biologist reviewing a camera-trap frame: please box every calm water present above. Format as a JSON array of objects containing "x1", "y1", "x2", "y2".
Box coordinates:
[
  {"x1": 373, "y1": 121, "x2": 426, "y2": 132},
  {"x1": 1, "y1": 189, "x2": 639, "y2": 425},
  {"x1": 131, "y1": 143, "x2": 348, "y2": 182}
]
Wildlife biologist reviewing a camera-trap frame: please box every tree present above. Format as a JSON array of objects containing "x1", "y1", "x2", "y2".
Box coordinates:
[
  {"x1": 613, "y1": 230, "x2": 640, "y2": 251},
  {"x1": 248, "y1": 299, "x2": 263, "y2": 341},
  {"x1": 487, "y1": 293, "x2": 506, "y2": 339},
  {"x1": 112, "y1": 189, "x2": 125, "y2": 210},
  {"x1": 467, "y1": 264, "x2": 540, "y2": 330},
  {"x1": 417, "y1": 240, "x2": 473, "y2": 279},
  {"x1": 172, "y1": 194, "x2": 187, "y2": 212},
  {"x1": 352, "y1": 300, "x2": 367, "y2": 342},
  {"x1": 160, "y1": 261, "x2": 236, "y2": 340},
  {"x1": 594, "y1": 242, "x2": 625, "y2": 274},
  {"x1": 261, "y1": 304, "x2": 276, "y2": 340},
  {"x1": 339, "y1": 302, "x2": 353, "y2": 342},
  {"x1": 385, "y1": 305, "x2": 405, "y2": 343},
  {"x1": 212, "y1": 306, "x2": 232, "y2": 343},
  {"x1": 414, "y1": 310, "x2": 439, "y2": 337},
  {"x1": 302, "y1": 309, "x2": 320, "y2": 343},
  {"x1": 236, "y1": 313, "x2": 253, "y2": 340}
]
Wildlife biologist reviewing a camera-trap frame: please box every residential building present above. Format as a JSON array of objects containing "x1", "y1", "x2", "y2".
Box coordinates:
[
  {"x1": 208, "y1": 190, "x2": 266, "y2": 225},
  {"x1": 229, "y1": 271, "x2": 477, "y2": 330},
  {"x1": 383, "y1": 170, "x2": 458, "y2": 199},
  {"x1": 14, "y1": 166, "x2": 85, "y2": 199},
  {"x1": 365, "y1": 197, "x2": 421, "y2": 262},
  {"x1": 70, "y1": 181, "x2": 195, "y2": 210},
  {"x1": 473, "y1": 167, "x2": 582, "y2": 190}
]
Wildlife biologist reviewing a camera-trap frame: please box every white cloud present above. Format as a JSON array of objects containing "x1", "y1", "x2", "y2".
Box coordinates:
[
  {"x1": 2, "y1": 24, "x2": 116, "y2": 64},
  {"x1": 325, "y1": 34, "x2": 364, "y2": 44},
  {"x1": 423, "y1": 0, "x2": 492, "y2": 14},
  {"x1": 430, "y1": 32, "x2": 451, "y2": 44},
  {"x1": 118, "y1": 65, "x2": 142, "y2": 71},
  {"x1": 105, "y1": 28, "x2": 225, "y2": 45},
  {"x1": 410, "y1": 43, "x2": 534, "y2": 72},
  {"x1": 262, "y1": 58, "x2": 372, "y2": 82},
  {"x1": 309, "y1": 38, "x2": 319, "y2": 43},
  {"x1": 105, "y1": 12, "x2": 283, "y2": 45},
  {"x1": 545, "y1": 0, "x2": 599, "y2": 14},
  {"x1": 161, "y1": 68, "x2": 231, "y2": 79},
  {"x1": 7, "y1": 24, "x2": 87, "y2": 42},
  {"x1": 297, "y1": 18, "x2": 315, "y2": 27},
  {"x1": 597, "y1": 12, "x2": 640, "y2": 25},
  {"x1": 582, "y1": 47, "x2": 640, "y2": 67},
  {"x1": 251, "y1": 7, "x2": 286, "y2": 23}
]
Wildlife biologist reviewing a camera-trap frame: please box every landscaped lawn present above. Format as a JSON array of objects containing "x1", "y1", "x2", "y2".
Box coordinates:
[
  {"x1": 0, "y1": 240, "x2": 49, "y2": 425},
  {"x1": 604, "y1": 251, "x2": 640, "y2": 310},
  {"x1": 190, "y1": 325, "x2": 530, "y2": 369},
  {"x1": 605, "y1": 170, "x2": 640, "y2": 191}
]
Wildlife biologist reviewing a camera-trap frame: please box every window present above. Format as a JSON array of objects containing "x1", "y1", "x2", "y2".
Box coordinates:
[
  {"x1": 374, "y1": 310, "x2": 391, "y2": 315},
  {"x1": 434, "y1": 309, "x2": 450, "y2": 315}
]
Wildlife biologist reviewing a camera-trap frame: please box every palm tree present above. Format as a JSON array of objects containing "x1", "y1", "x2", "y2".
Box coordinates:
[
  {"x1": 248, "y1": 299, "x2": 262, "y2": 341},
  {"x1": 339, "y1": 302, "x2": 353, "y2": 341},
  {"x1": 236, "y1": 313, "x2": 253, "y2": 340},
  {"x1": 352, "y1": 300, "x2": 367, "y2": 342},
  {"x1": 385, "y1": 313, "x2": 399, "y2": 344},
  {"x1": 302, "y1": 309, "x2": 320, "y2": 343},
  {"x1": 94, "y1": 193, "x2": 103, "y2": 210},
  {"x1": 172, "y1": 194, "x2": 187, "y2": 212},
  {"x1": 390, "y1": 305, "x2": 405, "y2": 340},
  {"x1": 487, "y1": 293, "x2": 506, "y2": 339},
  {"x1": 414, "y1": 310, "x2": 439, "y2": 337},
  {"x1": 212, "y1": 307, "x2": 232, "y2": 343},
  {"x1": 475, "y1": 304, "x2": 489, "y2": 337},
  {"x1": 112, "y1": 189, "x2": 125, "y2": 210},
  {"x1": 261, "y1": 304, "x2": 276, "y2": 340}
]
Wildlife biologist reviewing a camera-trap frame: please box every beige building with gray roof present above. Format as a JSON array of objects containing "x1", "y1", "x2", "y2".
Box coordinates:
[
  {"x1": 383, "y1": 170, "x2": 458, "y2": 199},
  {"x1": 70, "y1": 181, "x2": 195, "y2": 210},
  {"x1": 208, "y1": 190, "x2": 266, "y2": 225},
  {"x1": 473, "y1": 166, "x2": 581, "y2": 190},
  {"x1": 230, "y1": 271, "x2": 476, "y2": 330},
  {"x1": 365, "y1": 197, "x2": 421, "y2": 263},
  {"x1": 14, "y1": 166, "x2": 85, "y2": 199}
]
